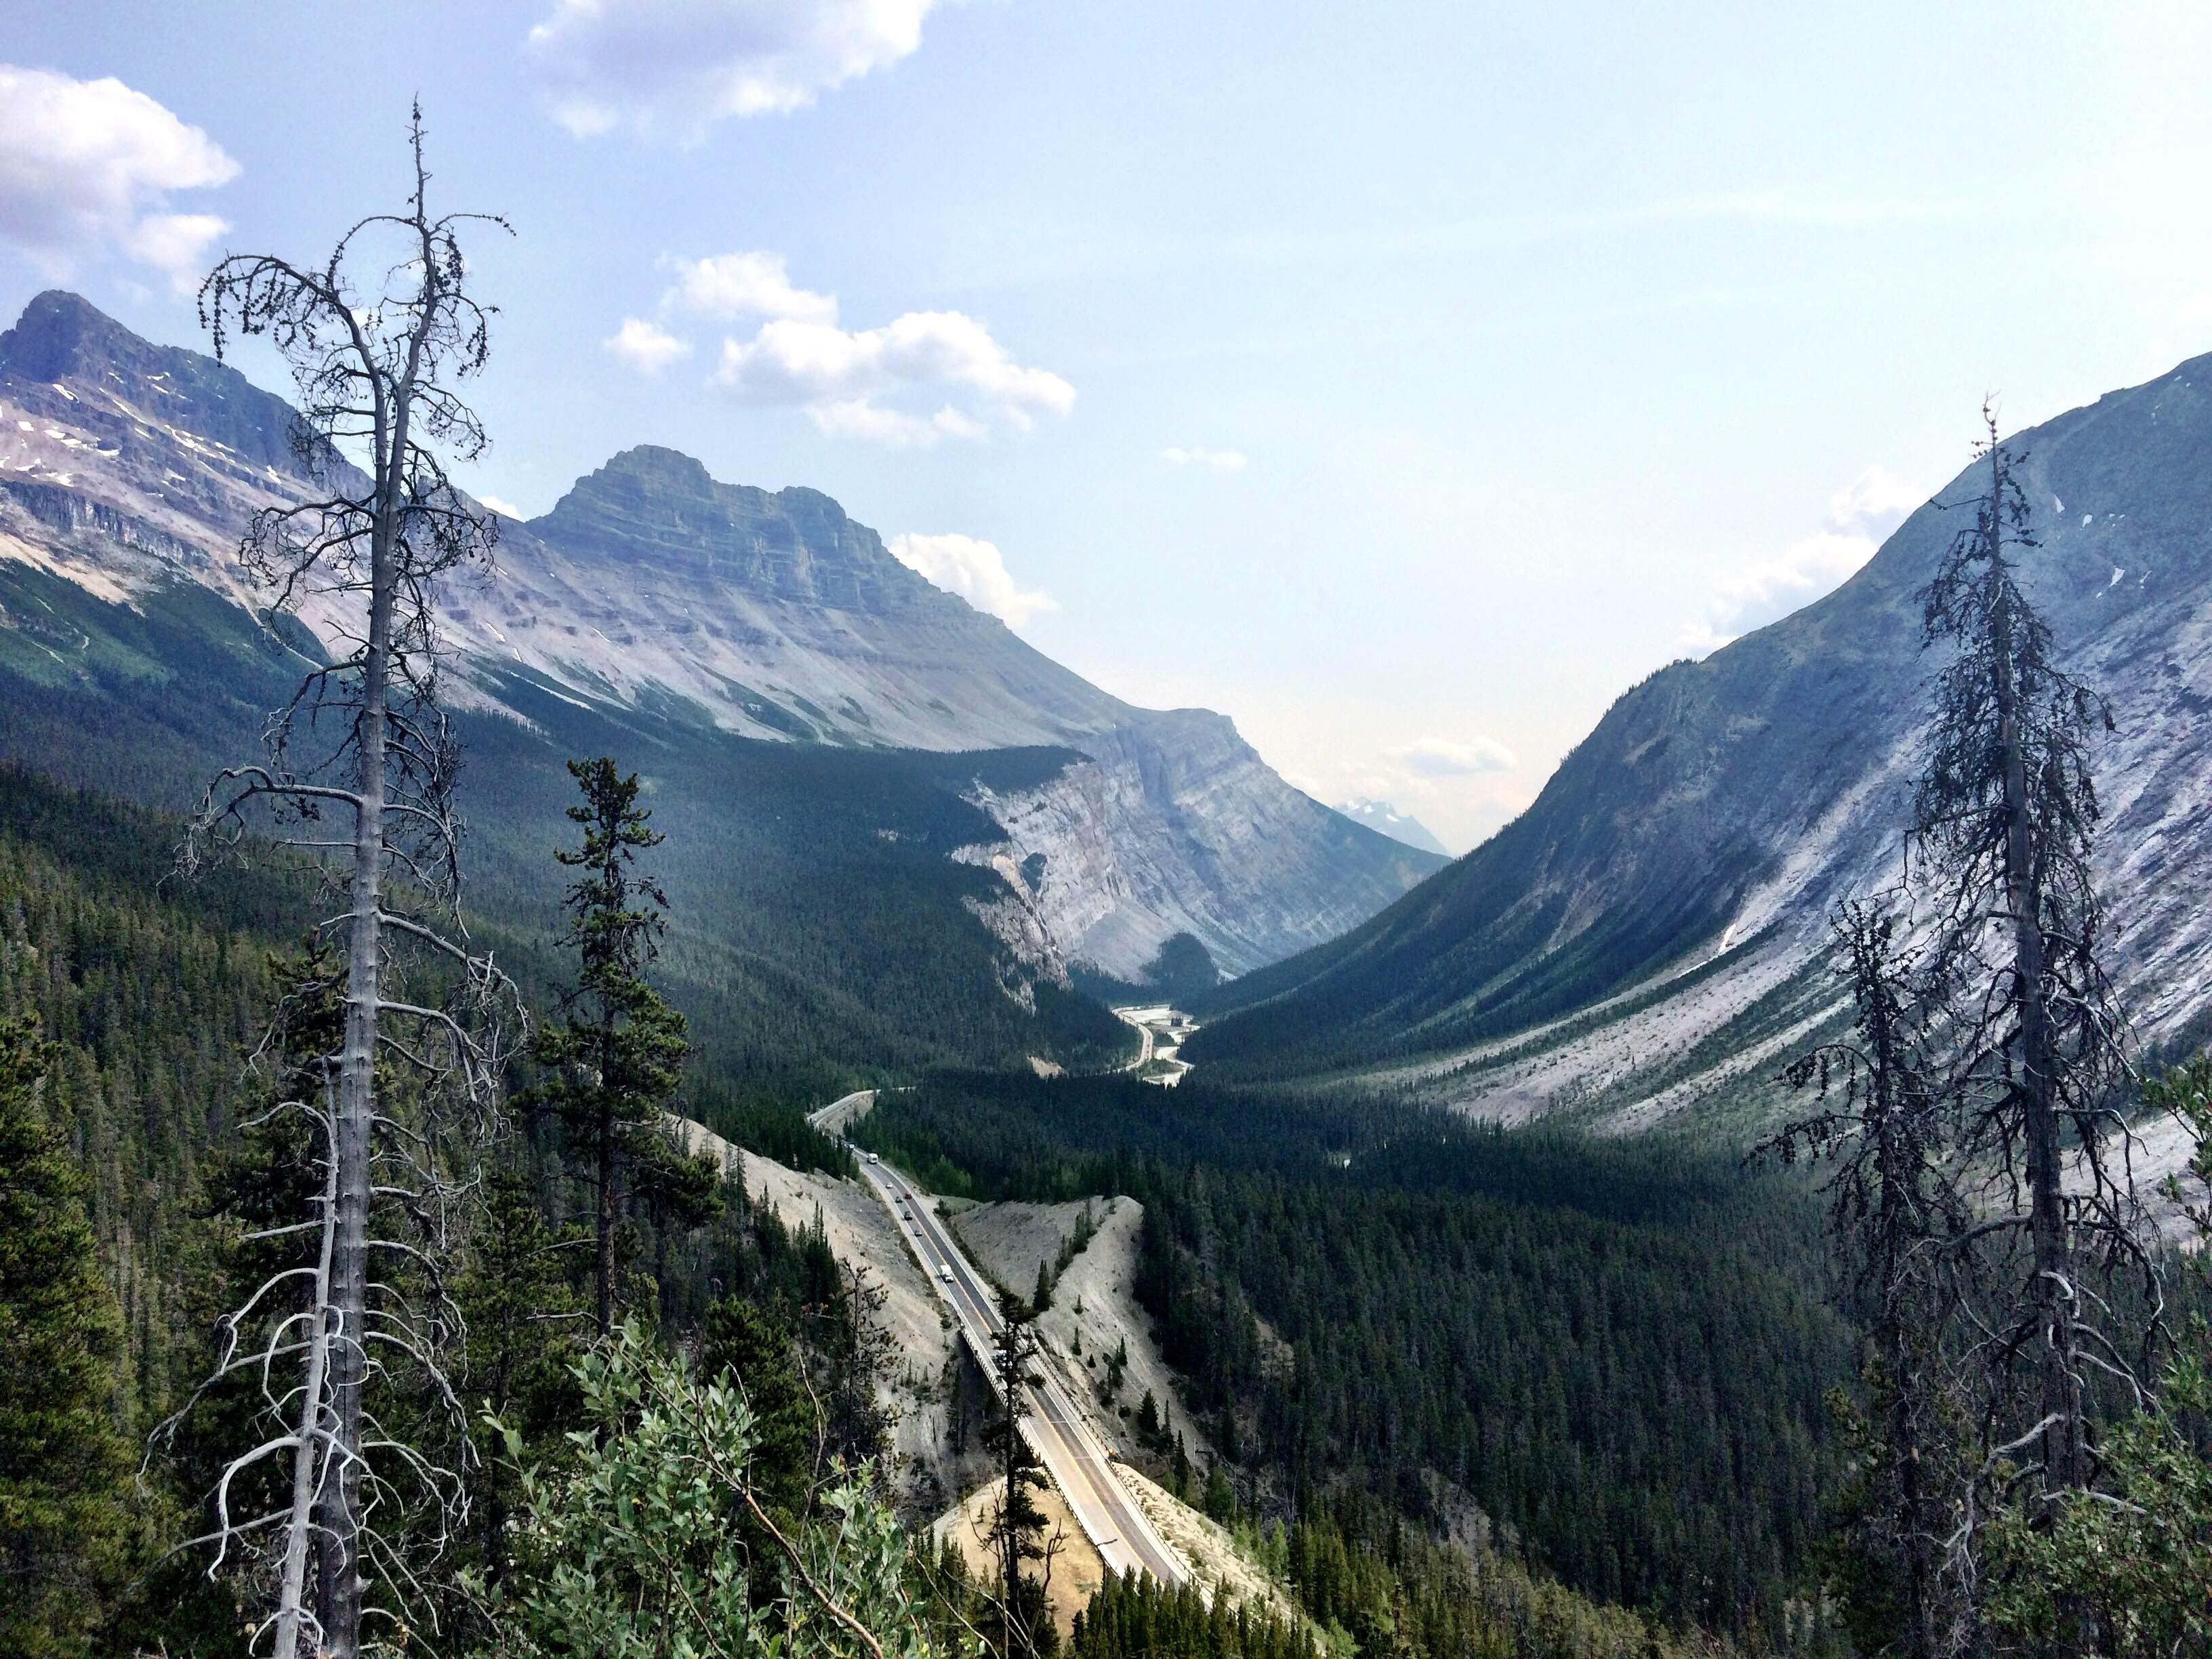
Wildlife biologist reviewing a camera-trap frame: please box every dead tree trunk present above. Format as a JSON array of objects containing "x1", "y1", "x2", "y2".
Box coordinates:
[
  {"x1": 316, "y1": 392, "x2": 403, "y2": 1659},
  {"x1": 1986, "y1": 495, "x2": 2084, "y2": 1496},
  {"x1": 1910, "y1": 405, "x2": 2144, "y2": 1583},
  {"x1": 167, "y1": 108, "x2": 516, "y2": 1659}
]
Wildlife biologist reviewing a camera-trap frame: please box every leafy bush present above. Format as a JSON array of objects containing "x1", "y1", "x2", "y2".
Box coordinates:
[{"x1": 485, "y1": 1323, "x2": 936, "y2": 1659}]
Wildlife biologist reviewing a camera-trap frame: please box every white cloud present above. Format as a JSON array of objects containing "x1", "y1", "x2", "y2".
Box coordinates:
[
  {"x1": 0, "y1": 66, "x2": 238, "y2": 288},
  {"x1": 477, "y1": 493, "x2": 527, "y2": 518},
  {"x1": 123, "y1": 211, "x2": 228, "y2": 275},
  {"x1": 1826, "y1": 465, "x2": 1924, "y2": 529},
  {"x1": 714, "y1": 304, "x2": 1073, "y2": 444},
  {"x1": 527, "y1": 0, "x2": 942, "y2": 140},
  {"x1": 811, "y1": 399, "x2": 984, "y2": 446},
  {"x1": 1162, "y1": 445, "x2": 1248, "y2": 472},
  {"x1": 666, "y1": 250, "x2": 836, "y2": 323},
  {"x1": 1681, "y1": 465, "x2": 1927, "y2": 655},
  {"x1": 604, "y1": 315, "x2": 692, "y2": 374},
  {"x1": 1385, "y1": 735, "x2": 1517, "y2": 777},
  {"x1": 888, "y1": 531, "x2": 1058, "y2": 627}
]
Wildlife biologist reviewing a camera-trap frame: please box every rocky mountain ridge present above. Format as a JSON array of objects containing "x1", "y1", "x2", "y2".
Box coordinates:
[
  {"x1": 0, "y1": 289, "x2": 1441, "y2": 980},
  {"x1": 1197, "y1": 354, "x2": 2212, "y2": 1137}
]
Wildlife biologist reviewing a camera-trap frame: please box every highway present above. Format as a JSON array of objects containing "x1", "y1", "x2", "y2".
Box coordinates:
[
  {"x1": 810, "y1": 1088, "x2": 880, "y2": 1137},
  {"x1": 803, "y1": 1095, "x2": 1186, "y2": 1586},
  {"x1": 1113, "y1": 1008, "x2": 1155, "y2": 1070},
  {"x1": 1112, "y1": 1006, "x2": 1196, "y2": 1086}
]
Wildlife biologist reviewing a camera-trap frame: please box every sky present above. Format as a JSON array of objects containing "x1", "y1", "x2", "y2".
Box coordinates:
[{"x1": 5, "y1": 3, "x2": 2212, "y2": 851}]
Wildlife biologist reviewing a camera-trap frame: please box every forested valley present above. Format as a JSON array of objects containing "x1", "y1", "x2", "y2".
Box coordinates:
[
  {"x1": 852, "y1": 1071, "x2": 1843, "y2": 1637},
  {"x1": 0, "y1": 750, "x2": 1832, "y2": 1659},
  {"x1": 6, "y1": 85, "x2": 2212, "y2": 1659}
]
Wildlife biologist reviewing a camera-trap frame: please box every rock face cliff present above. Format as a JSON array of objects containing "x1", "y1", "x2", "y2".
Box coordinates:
[
  {"x1": 484, "y1": 445, "x2": 1125, "y2": 751},
  {"x1": 1197, "y1": 355, "x2": 2212, "y2": 1132},
  {"x1": 0, "y1": 291, "x2": 1441, "y2": 980}
]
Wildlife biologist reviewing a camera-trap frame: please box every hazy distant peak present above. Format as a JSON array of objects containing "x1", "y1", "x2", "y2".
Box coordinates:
[{"x1": 1336, "y1": 798, "x2": 1450, "y2": 856}]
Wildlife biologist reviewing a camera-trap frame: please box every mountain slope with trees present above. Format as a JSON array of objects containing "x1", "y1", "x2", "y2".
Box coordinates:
[
  {"x1": 1194, "y1": 359, "x2": 2212, "y2": 1132},
  {"x1": 0, "y1": 289, "x2": 1441, "y2": 984}
]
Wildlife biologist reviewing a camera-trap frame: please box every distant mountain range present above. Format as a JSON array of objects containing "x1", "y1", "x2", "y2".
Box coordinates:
[
  {"x1": 0, "y1": 289, "x2": 1441, "y2": 1066},
  {"x1": 1198, "y1": 356, "x2": 2212, "y2": 1145},
  {"x1": 1336, "y1": 798, "x2": 1450, "y2": 857}
]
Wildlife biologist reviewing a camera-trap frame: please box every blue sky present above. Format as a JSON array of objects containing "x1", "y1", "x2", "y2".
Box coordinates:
[{"x1": 5, "y1": 2, "x2": 2212, "y2": 849}]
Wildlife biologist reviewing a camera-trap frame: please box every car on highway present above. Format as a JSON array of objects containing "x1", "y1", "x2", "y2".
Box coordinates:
[
  {"x1": 939, "y1": 1265, "x2": 954, "y2": 1284},
  {"x1": 866, "y1": 1152, "x2": 880, "y2": 1164}
]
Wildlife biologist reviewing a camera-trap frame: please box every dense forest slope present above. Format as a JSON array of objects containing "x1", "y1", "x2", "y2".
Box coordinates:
[
  {"x1": 853, "y1": 1070, "x2": 1844, "y2": 1637},
  {"x1": 1196, "y1": 356, "x2": 2212, "y2": 1130},
  {"x1": 0, "y1": 290, "x2": 1439, "y2": 980}
]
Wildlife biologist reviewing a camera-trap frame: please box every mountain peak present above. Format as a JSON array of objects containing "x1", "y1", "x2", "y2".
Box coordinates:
[
  {"x1": 531, "y1": 445, "x2": 941, "y2": 616},
  {"x1": 588, "y1": 443, "x2": 718, "y2": 497},
  {"x1": 0, "y1": 290, "x2": 141, "y2": 382},
  {"x1": 0, "y1": 289, "x2": 308, "y2": 472}
]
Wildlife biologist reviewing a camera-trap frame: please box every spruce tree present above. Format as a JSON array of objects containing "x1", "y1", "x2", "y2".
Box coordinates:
[
  {"x1": 814, "y1": 1263, "x2": 899, "y2": 1470},
  {"x1": 699, "y1": 1295, "x2": 817, "y2": 1605},
  {"x1": 0, "y1": 1015, "x2": 134, "y2": 1658},
  {"x1": 526, "y1": 758, "x2": 714, "y2": 1334},
  {"x1": 981, "y1": 1290, "x2": 1059, "y2": 1659},
  {"x1": 457, "y1": 1169, "x2": 588, "y2": 1595}
]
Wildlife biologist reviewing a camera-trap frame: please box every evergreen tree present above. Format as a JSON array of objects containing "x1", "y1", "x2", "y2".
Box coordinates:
[
  {"x1": 526, "y1": 757, "x2": 716, "y2": 1334},
  {"x1": 812, "y1": 1263, "x2": 899, "y2": 1472},
  {"x1": 0, "y1": 1015, "x2": 134, "y2": 1658},
  {"x1": 1202, "y1": 1459, "x2": 1236, "y2": 1524},
  {"x1": 980, "y1": 1291, "x2": 1059, "y2": 1659},
  {"x1": 701, "y1": 1296, "x2": 815, "y2": 1513},
  {"x1": 699, "y1": 1294, "x2": 819, "y2": 1606},
  {"x1": 457, "y1": 1168, "x2": 588, "y2": 1597}
]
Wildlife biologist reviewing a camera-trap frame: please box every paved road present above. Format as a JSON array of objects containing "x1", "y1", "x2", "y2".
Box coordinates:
[
  {"x1": 802, "y1": 1087, "x2": 1185, "y2": 1584},
  {"x1": 842, "y1": 1151, "x2": 1187, "y2": 1586},
  {"x1": 1111, "y1": 1007, "x2": 1155, "y2": 1070},
  {"x1": 1112, "y1": 1006, "x2": 1196, "y2": 1087},
  {"x1": 808, "y1": 1089, "x2": 880, "y2": 1138}
]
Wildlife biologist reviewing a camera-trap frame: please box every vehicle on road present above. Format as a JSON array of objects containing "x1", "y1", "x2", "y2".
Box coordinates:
[
  {"x1": 866, "y1": 1152, "x2": 880, "y2": 1164},
  {"x1": 939, "y1": 1265, "x2": 954, "y2": 1284}
]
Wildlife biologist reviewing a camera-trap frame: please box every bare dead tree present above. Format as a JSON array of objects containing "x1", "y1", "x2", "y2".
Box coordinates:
[
  {"x1": 166, "y1": 107, "x2": 519, "y2": 1659},
  {"x1": 1910, "y1": 407, "x2": 2154, "y2": 1552},
  {"x1": 1767, "y1": 899, "x2": 1974, "y2": 1659}
]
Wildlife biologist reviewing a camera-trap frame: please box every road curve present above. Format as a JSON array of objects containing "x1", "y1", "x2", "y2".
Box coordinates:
[
  {"x1": 806, "y1": 1104, "x2": 1185, "y2": 1585},
  {"x1": 1111, "y1": 1008, "x2": 1155, "y2": 1071},
  {"x1": 810, "y1": 1089, "x2": 880, "y2": 1138}
]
